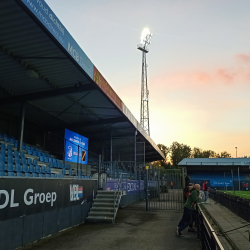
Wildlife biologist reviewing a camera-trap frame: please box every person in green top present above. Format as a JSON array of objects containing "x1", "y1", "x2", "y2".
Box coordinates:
[{"x1": 176, "y1": 184, "x2": 201, "y2": 237}]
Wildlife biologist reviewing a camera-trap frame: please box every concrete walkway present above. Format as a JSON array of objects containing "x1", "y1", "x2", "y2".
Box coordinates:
[
  {"x1": 203, "y1": 199, "x2": 250, "y2": 250},
  {"x1": 21, "y1": 202, "x2": 201, "y2": 250}
]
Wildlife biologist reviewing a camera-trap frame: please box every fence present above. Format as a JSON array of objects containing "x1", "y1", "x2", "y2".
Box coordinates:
[
  {"x1": 101, "y1": 161, "x2": 146, "y2": 180},
  {"x1": 209, "y1": 189, "x2": 250, "y2": 223},
  {"x1": 197, "y1": 205, "x2": 225, "y2": 250}
]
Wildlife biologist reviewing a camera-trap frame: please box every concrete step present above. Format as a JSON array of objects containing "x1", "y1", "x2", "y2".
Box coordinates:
[
  {"x1": 94, "y1": 198, "x2": 114, "y2": 203},
  {"x1": 90, "y1": 207, "x2": 115, "y2": 213},
  {"x1": 96, "y1": 194, "x2": 115, "y2": 199},
  {"x1": 97, "y1": 190, "x2": 116, "y2": 195},
  {"x1": 88, "y1": 211, "x2": 114, "y2": 217},
  {"x1": 86, "y1": 216, "x2": 113, "y2": 223},
  {"x1": 92, "y1": 202, "x2": 114, "y2": 208}
]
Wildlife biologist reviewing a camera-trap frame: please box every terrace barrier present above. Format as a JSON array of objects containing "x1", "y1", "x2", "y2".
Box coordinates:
[
  {"x1": 197, "y1": 205, "x2": 225, "y2": 250},
  {"x1": 209, "y1": 189, "x2": 250, "y2": 223}
]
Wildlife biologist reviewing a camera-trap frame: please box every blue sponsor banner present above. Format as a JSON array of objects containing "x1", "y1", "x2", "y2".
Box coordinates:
[
  {"x1": 105, "y1": 180, "x2": 143, "y2": 193},
  {"x1": 21, "y1": 0, "x2": 94, "y2": 79},
  {"x1": 64, "y1": 129, "x2": 88, "y2": 164},
  {"x1": 210, "y1": 180, "x2": 232, "y2": 187}
]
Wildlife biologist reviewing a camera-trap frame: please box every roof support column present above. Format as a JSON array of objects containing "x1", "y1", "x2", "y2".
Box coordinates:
[
  {"x1": 135, "y1": 130, "x2": 137, "y2": 177},
  {"x1": 17, "y1": 102, "x2": 25, "y2": 152},
  {"x1": 110, "y1": 131, "x2": 112, "y2": 162},
  {"x1": 110, "y1": 131, "x2": 113, "y2": 177}
]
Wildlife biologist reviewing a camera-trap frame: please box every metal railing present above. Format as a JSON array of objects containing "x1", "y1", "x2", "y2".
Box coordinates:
[
  {"x1": 113, "y1": 173, "x2": 127, "y2": 223},
  {"x1": 209, "y1": 189, "x2": 250, "y2": 223},
  {"x1": 197, "y1": 205, "x2": 225, "y2": 250}
]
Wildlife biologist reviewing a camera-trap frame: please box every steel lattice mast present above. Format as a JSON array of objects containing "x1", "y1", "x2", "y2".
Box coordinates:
[{"x1": 137, "y1": 33, "x2": 152, "y2": 135}]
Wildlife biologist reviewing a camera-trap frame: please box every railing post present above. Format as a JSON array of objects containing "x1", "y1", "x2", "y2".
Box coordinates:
[
  {"x1": 98, "y1": 154, "x2": 101, "y2": 190},
  {"x1": 146, "y1": 166, "x2": 149, "y2": 211}
]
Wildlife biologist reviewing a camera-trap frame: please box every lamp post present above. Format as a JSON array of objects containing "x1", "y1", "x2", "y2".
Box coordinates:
[{"x1": 235, "y1": 147, "x2": 237, "y2": 158}]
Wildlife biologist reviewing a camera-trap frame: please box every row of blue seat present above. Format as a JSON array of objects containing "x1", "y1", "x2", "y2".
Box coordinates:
[
  {"x1": 0, "y1": 161, "x2": 73, "y2": 175},
  {"x1": 0, "y1": 171, "x2": 65, "y2": 178},
  {"x1": 0, "y1": 153, "x2": 71, "y2": 170},
  {"x1": 0, "y1": 170, "x2": 92, "y2": 179}
]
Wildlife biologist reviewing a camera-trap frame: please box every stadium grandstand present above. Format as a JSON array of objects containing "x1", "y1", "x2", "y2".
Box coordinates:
[
  {"x1": 179, "y1": 158, "x2": 250, "y2": 190},
  {"x1": 0, "y1": 0, "x2": 164, "y2": 179},
  {"x1": 0, "y1": 0, "x2": 164, "y2": 249}
]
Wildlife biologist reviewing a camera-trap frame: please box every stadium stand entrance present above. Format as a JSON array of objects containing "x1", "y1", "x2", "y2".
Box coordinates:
[{"x1": 147, "y1": 167, "x2": 184, "y2": 210}]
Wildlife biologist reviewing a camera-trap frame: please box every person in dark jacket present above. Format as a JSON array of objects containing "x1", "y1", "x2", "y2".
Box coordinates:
[
  {"x1": 176, "y1": 184, "x2": 201, "y2": 237},
  {"x1": 203, "y1": 181, "x2": 209, "y2": 203}
]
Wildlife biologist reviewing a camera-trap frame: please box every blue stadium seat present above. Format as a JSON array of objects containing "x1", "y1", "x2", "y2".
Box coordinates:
[
  {"x1": 9, "y1": 139, "x2": 14, "y2": 144},
  {"x1": 46, "y1": 167, "x2": 51, "y2": 174},
  {"x1": 62, "y1": 169, "x2": 66, "y2": 175},
  {"x1": 39, "y1": 156, "x2": 44, "y2": 162},
  {"x1": 32, "y1": 151, "x2": 38, "y2": 157},
  {"x1": 51, "y1": 174, "x2": 55, "y2": 178},
  {"x1": 33, "y1": 159, "x2": 37, "y2": 165},
  {"x1": 0, "y1": 154, "x2": 5, "y2": 162},
  {"x1": 4, "y1": 137, "x2": 9, "y2": 143},
  {"x1": 27, "y1": 158, "x2": 33, "y2": 166},
  {"x1": 39, "y1": 173, "x2": 44, "y2": 177},
  {"x1": 45, "y1": 174, "x2": 51, "y2": 178},
  {"x1": 0, "y1": 171, "x2": 5, "y2": 176},
  {"x1": 35, "y1": 165, "x2": 41, "y2": 173},
  {"x1": 7, "y1": 145, "x2": 12, "y2": 151},
  {"x1": 17, "y1": 172, "x2": 23, "y2": 177},
  {"x1": 29, "y1": 165, "x2": 35, "y2": 173},
  {"x1": 0, "y1": 161, "x2": 5, "y2": 171},
  {"x1": 21, "y1": 157, "x2": 26, "y2": 165},
  {"x1": 14, "y1": 151, "x2": 19, "y2": 158},
  {"x1": 20, "y1": 152, "x2": 25, "y2": 158},
  {"x1": 25, "y1": 173, "x2": 31, "y2": 177},
  {"x1": 8, "y1": 171, "x2": 14, "y2": 176},
  {"x1": 41, "y1": 166, "x2": 46, "y2": 174},
  {"x1": 32, "y1": 173, "x2": 38, "y2": 177},
  {"x1": 14, "y1": 157, "x2": 20, "y2": 164},
  {"x1": 27, "y1": 150, "x2": 33, "y2": 155},
  {"x1": 7, "y1": 162, "x2": 13, "y2": 172},
  {"x1": 44, "y1": 157, "x2": 49, "y2": 163},
  {"x1": 69, "y1": 169, "x2": 73, "y2": 175},
  {"x1": 15, "y1": 163, "x2": 21, "y2": 172},
  {"x1": 22, "y1": 164, "x2": 29, "y2": 173}
]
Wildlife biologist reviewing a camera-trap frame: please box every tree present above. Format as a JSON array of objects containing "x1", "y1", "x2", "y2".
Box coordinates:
[
  {"x1": 192, "y1": 148, "x2": 217, "y2": 158},
  {"x1": 170, "y1": 142, "x2": 192, "y2": 167},
  {"x1": 157, "y1": 144, "x2": 170, "y2": 159},
  {"x1": 154, "y1": 144, "x2": 171, "y2": 169},
  {"x1": 217, "y1": 151, "x2": 231, "y2": 158}
]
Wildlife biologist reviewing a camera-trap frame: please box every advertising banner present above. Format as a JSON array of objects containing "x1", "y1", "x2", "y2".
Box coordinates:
[
  {"x1": 20, "y1": 0, "x2": 94, "y2": 78},
  {"x1": 93, "y1": 66, "x2": 123, "y2": 111},
  {"x1": 0, "y1": 178, "x2": 97, "y2": 221},
  {"x1": 105, "y1": 180, "x2": 144, "y2": 193},
  {"x1": 210, "y1": 180, "x2": 232, "y2": 187},
  {"x1": 64, "y1": 129, "x2": 88, "y2": 164}
]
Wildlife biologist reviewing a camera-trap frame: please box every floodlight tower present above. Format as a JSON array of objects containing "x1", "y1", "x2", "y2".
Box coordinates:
[{"x1": 137, "y1": 31, "x2": 152, "y2": 135}]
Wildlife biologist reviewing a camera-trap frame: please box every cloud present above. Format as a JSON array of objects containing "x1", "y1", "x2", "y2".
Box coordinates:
[
  {"x1": 235, "y1": 53, "x2": 250, "y2": 63},
  {"x1": 216, "y1": 69, "x2": 234, "y2": 83}
]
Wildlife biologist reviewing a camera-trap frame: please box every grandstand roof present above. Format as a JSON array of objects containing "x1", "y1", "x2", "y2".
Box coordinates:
[
  {"x1": 179, "y1": 158, "x2": 250, "y2": 166},
  {"x1": 0, "y1": 0, "x2": 164, "y2": 161}
]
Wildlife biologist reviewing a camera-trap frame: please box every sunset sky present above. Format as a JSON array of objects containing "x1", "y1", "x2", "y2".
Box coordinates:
[{"x1": 46, "y1": 0, "x2": 250, "y2": 157}]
